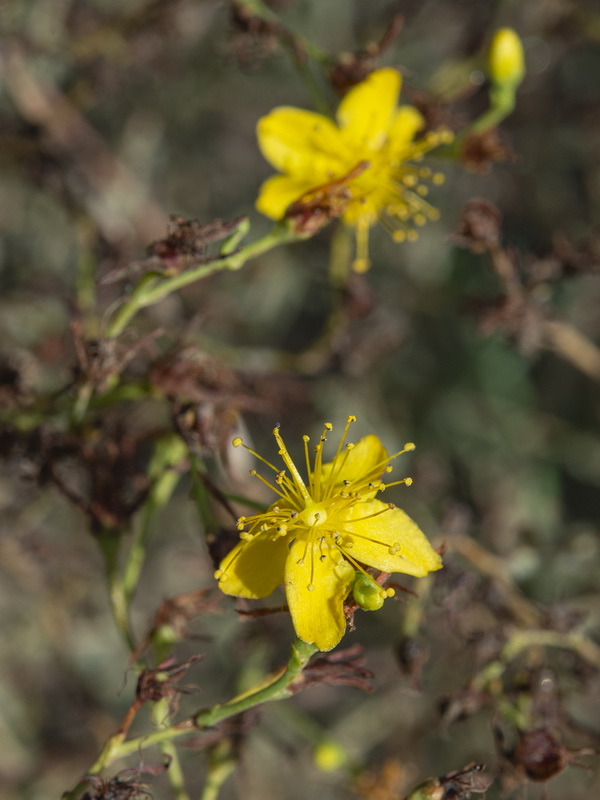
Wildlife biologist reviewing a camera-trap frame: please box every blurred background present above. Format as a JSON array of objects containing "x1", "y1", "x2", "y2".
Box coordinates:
[{"x1": 1, "y1": 1, "x2": 600, "y2": 798}]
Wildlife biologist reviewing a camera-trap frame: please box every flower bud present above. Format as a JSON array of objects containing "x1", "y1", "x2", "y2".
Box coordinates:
[
  {"x1": 353, "y1": 572, "x2": 387, "y2": 611},
  {"x1": 488, "y1": 28, "x2": 525, "y2": 88}
]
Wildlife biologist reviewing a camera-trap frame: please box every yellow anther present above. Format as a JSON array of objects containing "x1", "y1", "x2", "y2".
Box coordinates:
[
  {"x1": 232, "y1": 437, "x2": 243, "y2": 447},
  {"x1": 352, "y1": 257, "x2": 371, "y2": 273}
]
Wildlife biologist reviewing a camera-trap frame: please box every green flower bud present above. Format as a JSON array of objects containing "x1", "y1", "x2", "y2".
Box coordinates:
[
  {"x1": 488, "y1": 28, "x2": 525, "y2": 89},
  {"x1": 352, "y1": 572, "x2": 394, "y2": 611}
]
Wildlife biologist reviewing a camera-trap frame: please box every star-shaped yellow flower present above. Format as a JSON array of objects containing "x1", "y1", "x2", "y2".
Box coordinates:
[
  {"x1": 256, "y1": 68, "x2": 452, "y2": 271},
  {"x1": 215, "y1": 416, "x2": 442, "y2": 651}
]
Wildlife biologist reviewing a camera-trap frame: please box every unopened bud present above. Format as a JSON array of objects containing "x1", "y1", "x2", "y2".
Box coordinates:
[
  {"x1": 353, "y1": 572, "x2": 386, "y2": 611},
  {"x1": 488, "y1": 28, "x2": 525, "y2": 88}
]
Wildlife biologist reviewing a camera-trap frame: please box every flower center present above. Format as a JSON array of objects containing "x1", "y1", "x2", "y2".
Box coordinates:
[{"x1": 301, "y1": 502, "x2": 328, "y2": 528}]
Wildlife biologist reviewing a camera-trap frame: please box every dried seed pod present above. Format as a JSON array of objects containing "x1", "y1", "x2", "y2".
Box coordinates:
[{"x1": 513, "y1": 728, "x2": 568, "y2": 782}]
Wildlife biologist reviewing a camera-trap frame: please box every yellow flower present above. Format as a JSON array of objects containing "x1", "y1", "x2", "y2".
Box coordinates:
[
  {"x1": 215, "y1": 416, "x2": 442, "y2": 651},
  {"x1": 255, "y1": 68, "x2": 453, "y2": 272}
]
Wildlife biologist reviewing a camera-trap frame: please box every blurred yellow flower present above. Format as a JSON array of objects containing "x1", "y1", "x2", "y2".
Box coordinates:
[
  {"x1": 215, "y1": 416, "x2": 442, "y2": 651},
  {"x1": 255, "y1": 68, "x2": 452, "y2": 271}
]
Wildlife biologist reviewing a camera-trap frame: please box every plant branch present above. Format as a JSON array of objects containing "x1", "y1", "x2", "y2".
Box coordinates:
[{"x1": 106, "y1": 224, "x2": 301, "y2": 339}]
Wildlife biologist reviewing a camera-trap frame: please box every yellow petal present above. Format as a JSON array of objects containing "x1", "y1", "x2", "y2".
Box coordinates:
[
  {"x1": 388, "y1": 105, "x2": 425, "y2": 158},
  {"x1": 285, "y1": 536, "x2": 355, "y2": 651},
  {"x1": 256, "y1": 174, "x2": 317, "y2": 220},
  {"x1": 337, "y1": 68, "x2": 401, "y2": 151},
  {"x1": 343, "y1": 500, "x2": 442, "y2": 576},
  {"x1": 341, "y1": 202, "x2": 377, "y2": 229},
  {"x1": 257, "y1": 107, "x2": 348, "y2": 179},
  {"x1": 321, "y1": 434, "x2": 387, "y2": 492},
  {"x1": 217, "y1": 533, "x2": 288, "y2": 599}
]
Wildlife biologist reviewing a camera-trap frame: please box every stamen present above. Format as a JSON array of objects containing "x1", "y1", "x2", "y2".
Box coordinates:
[
  {"x1": 360, "y1": 442, "x2": 416, "y2": 487},
  {"x1": 232, "y1": 436, "x2": 284, "y2": 476},
  {"x1": 324, "y1": 415, "x2": 358, "y2": 494},
  {"x1": 249, "y1": 469, "x2": 292, "y2": 503},
  {"x1": 302, "y1": 435, "x2": 312, "y2": 490},
  {"x1": 214, "y1": 538, "x2": 250, "y2": 584},
  {"x1": 297, "y1": 534, "x2": 311, "y2": 567},
  {"x1": 272, "y1": 426, "x2": 311, "y2": 503},
  {"x1": 311, "y1": 423, "x2": 333, "y2": 500},
  {"x1": 308, "y1": 536, "x2": 316, "y2": 590},
  {"x1": 318, "y1": 536, "x2": 327, "y2": 563},
  {"x1": 347, "y1": 502, "x2": 395, "y2": 524},
  {"x1": 332, "y1": 540, "x2": 381, "y2": 587},
  {"x1": 274, "y1": 471, "x2": 303, "y2": 506},
  {"x1": 381, "y1": 477, "x2": 413, "y2": 489},
  {"x1": 353, "y1": 218, "x2": 371, "y2": 273},
  {"x1": 272, "y1": 524, "x2": 288, "y2": 540}
]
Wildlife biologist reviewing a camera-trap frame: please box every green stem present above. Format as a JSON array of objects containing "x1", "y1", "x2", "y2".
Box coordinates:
[
  {"x1": 122, "y1": 436, "x2": 187, "y2": 607},
  {"x1": 106, "y1": 224, "x2": 300, "y2": 339},
  {"x1": 98, "y1": 529, "x2": 137, "y2": 652},
  {"x1": 285, "y1": 43, "x2": 332, "y2": 116},
  {"x1": 469, "y1": 84, "x2": 516, "y2": 134},
  {"x1": 501, "y1": 628, "x2": 600, "y2": 670},
  {"x1": 235, "y1": 0, "x2": 329, "y2": 63},
  {"x1": 222, "y1": 492, "x2": 267, "y2": 512},
  {"x1": 75, "y1": 223, "x2": 99, "y2": 328},
  {"x1": 162, "y1": 743, "x2": 189, "y2": 800},
  {"x1": 71, "y1": 381, "x2": 94, "y2": 426},
  {"x1": 102, "y1": 639, "x2": 317, "y2": 763},
  {"x1": 63, "y1": 639, "x2": 317, "y2": 798},
  {"x1": 188, "y1": 454, "x2": 220, "y2": 535},
  {"x1": 201, "y1": 741, "x2": 237, "y2": 800},
  {"x1": 442, "y1": 82, "x2": 519, "y2": 161},
  {"x1": 470, "y1": 627, "x2": 600, "y2": 698},
  {"x1": 153, "y1": 699, "x2": 190, "y2": 800},
  {"x1": 235, "y1": 0, "x2": 331, "y2": 114}
]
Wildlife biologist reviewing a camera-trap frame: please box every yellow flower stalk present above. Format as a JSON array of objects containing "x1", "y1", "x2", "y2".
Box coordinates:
[
  {"x1": 216, "y1": 416, "x2": 442, "y2": 651},
  {"x1": 255, "y1": 68, "x2": 453, "y2": 271}
]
